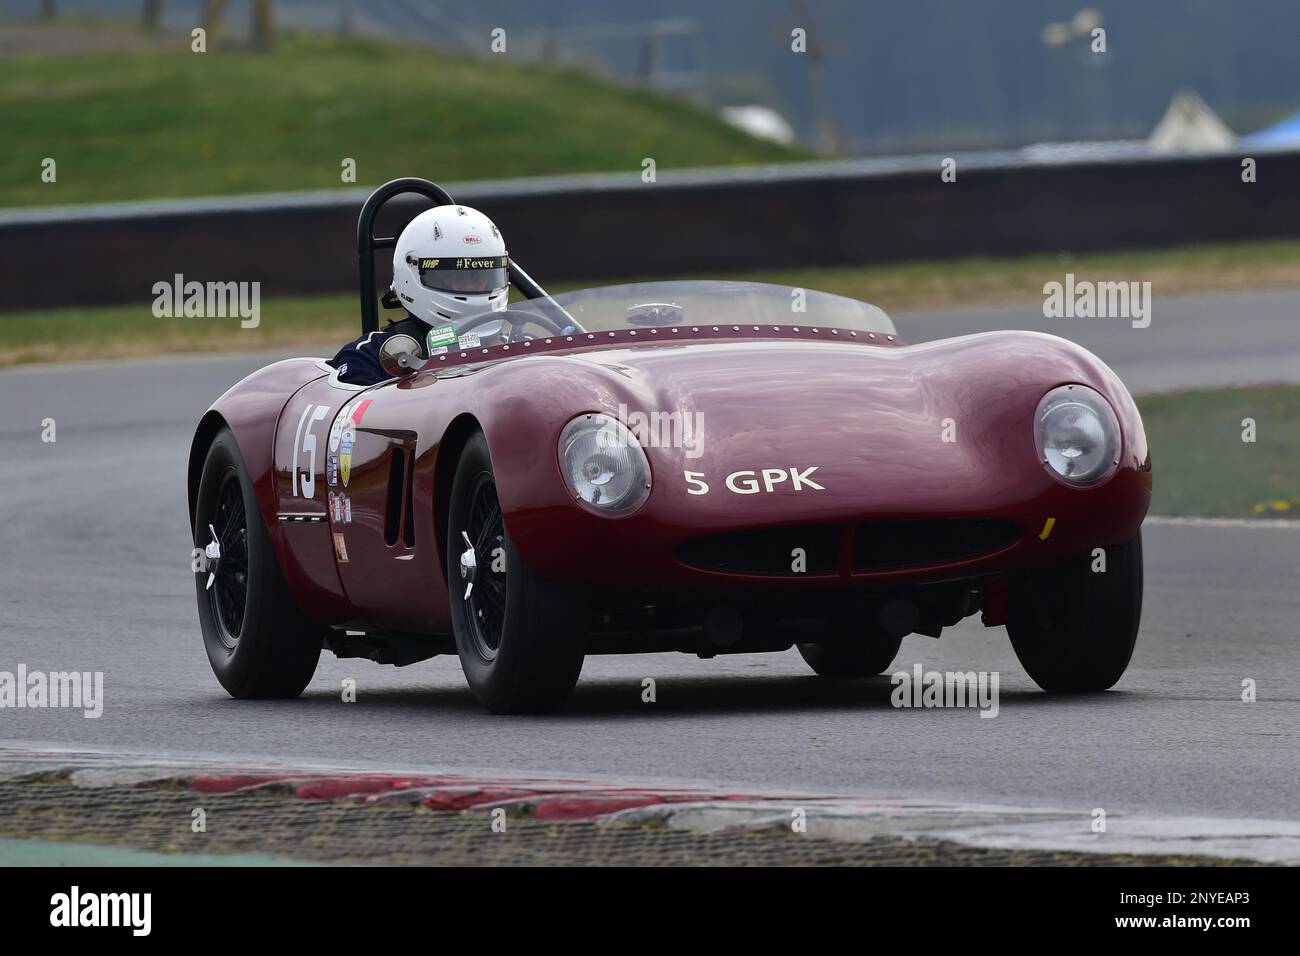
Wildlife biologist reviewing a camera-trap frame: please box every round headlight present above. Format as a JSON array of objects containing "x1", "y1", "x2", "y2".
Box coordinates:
[
  {"x1": 559, "y1": 413, "x2": 651, "y2": 515},
  {"x1": 1034, "y1": 384, "x2": 1121, "y2": 484}
]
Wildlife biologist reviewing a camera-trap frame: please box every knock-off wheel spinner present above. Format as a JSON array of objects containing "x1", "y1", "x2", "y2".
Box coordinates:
[
  {"x1": 459, "y1": 531, "x2": 476, "y2": 599},
  {"x1": 204, "y1": 524, "x2": 222, "y2": 590}
]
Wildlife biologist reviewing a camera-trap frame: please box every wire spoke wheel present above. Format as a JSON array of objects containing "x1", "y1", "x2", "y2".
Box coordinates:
[
  {"x1": 208, "y1": 470, "x2": 249, "y2": 649},
  {"x1": 446, "y1": 431, "x2": 588, "y2": 713},
  {"x1": 193, "y1": 426, "x2": 322, "y2": 700},
  {"x1": 464, "y1": 473, "x2": 507, "y2": 661}
]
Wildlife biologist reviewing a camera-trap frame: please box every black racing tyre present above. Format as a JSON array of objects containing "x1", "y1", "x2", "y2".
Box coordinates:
[
  {"x1": 193, "y1": 427, "x2": 322, "y2": 699},
  {"x1": 447, "y1": 432, "x2": 588, "y2": 714},
  {"x1": 1007, "y1": 532, "x2": 1143, "y2": 692},
  {"x1": 797, "y1": 625, "x2": 904, "y2": 678}
]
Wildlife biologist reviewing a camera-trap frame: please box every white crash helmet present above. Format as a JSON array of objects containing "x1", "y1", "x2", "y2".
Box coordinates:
[{"x1": 391, "y1": 205, "x2": 510, "y2": 324}]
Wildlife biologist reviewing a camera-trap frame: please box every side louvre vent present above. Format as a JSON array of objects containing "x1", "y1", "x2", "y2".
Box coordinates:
[
  {"x1": 403, "y1": 450, "x2": 417, "y2": 548},
  {"x1": 384, "y1": 448, "x2": 406, "y2": 547}
]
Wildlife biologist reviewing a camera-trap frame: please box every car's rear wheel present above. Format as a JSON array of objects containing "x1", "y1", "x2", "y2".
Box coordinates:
[
  {"x1": 194, "y1": 427, "x2": 323, "y2": 698},
  {"x1": 797, "y1": 623, "x2": 904, "y2": 678},
  {"x1": 1006, "y1": 532, "x2": 1143, "y2": 692},
  {"x1": 447, "y1": 432, "x2": 588, "y2": 713}
]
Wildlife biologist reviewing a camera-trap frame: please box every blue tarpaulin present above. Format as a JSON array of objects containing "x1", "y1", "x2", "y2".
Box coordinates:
[{"x1": 1242, "y1": 111, "x2": 1300, "y2": 147}]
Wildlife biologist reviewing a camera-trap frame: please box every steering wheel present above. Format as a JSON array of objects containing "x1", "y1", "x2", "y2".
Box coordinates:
[{"x1": 457, "y1": 307, "x2": 573, "y2": 343}]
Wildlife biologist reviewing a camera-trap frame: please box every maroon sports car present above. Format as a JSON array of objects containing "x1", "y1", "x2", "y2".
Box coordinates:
[{"x1": 189, "y1": 178, "x2": 1151, "y2": 713}]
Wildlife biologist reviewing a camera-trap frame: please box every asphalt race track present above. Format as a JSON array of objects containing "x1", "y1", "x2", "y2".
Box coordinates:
[
  {"x1": 899, "y1": 288, "x2": 1300, "y2": 393},
  {"x1": 1, "y1": 289, "x2": 1297, "y2": 826}
]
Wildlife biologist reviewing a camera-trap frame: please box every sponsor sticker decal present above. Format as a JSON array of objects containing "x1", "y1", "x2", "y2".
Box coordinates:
[
  {"x1": 333, "y1": 533, "x2": 349, "y2": 564},
  {"x1": 329, "y1": 492, "x2": 353, "y2": 524},
  {"x1": 340, "y1": 427, "x2": 355, "y2": 486},
  {"x1": 463, "y1": 235, "x2": 481, "y2": 244},
  {"x1": 332, "y1": 397, "x2": 373, "y2": 455},
  {"x1": 457, "y1": 332, "x2": 481, "y2": 350},
  {"x1": 327, "y1": 454, "x2": 339, "y2": 487},
  {"x1": 427, "y1": 325, "x2": 457, "y2": 351}
]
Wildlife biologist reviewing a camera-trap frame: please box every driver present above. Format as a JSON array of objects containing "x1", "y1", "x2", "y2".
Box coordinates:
[{"x1": 329, "y1": 205, "x2": 510, "y2": 385}]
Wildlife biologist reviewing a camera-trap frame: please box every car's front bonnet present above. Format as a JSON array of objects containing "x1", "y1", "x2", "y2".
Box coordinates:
[{"x1": 483, "y1": 332, "x2": 1151, "y2": 589}]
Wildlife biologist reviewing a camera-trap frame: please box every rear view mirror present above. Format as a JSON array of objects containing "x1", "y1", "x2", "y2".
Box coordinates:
[{"x1": 626, "y1": 302, "x2": 685, "y2": 326}]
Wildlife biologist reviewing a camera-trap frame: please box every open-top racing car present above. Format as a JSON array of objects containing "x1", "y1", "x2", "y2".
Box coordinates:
[{"x1": 189, "y1": 178, "x2": 1151, "y2": 713}]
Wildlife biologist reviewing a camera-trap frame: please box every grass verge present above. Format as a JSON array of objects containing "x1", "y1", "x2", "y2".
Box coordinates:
[
  {"x1": 1138, "y1": 384, "x2": 1300, "y2": 520},
  {"x1": 6, "y1": 238, "x2": 1300, "y2": 367},
  {"x1": 0, "y1": 29, "x2": 805, "y2": 209}
]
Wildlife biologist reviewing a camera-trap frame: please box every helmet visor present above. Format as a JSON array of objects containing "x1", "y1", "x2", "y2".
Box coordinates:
[{"x1": 416, "y1": 255, "x2": 509, "y2": 295}]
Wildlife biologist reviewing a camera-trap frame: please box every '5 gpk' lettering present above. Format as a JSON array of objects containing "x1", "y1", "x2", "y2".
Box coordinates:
[{"x1": 683, "y1": 467, "x2": 824, "y2": 496}]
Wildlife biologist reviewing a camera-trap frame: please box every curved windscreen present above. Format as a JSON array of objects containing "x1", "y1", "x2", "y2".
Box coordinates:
[{"x1": 501, "y1": 280, "x2": 896, "y2": 337}]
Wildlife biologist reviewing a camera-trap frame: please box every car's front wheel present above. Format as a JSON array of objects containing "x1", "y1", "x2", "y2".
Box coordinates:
[
  {"x1": 194, "y1": 427, "x2": 323, "y2": 698},
  {"x1": 1006, "y1": 532, "x2": 1143, "y2": 692},
  {"x1": 446, "y1": 432, "x2": 588, "y2": 713}
]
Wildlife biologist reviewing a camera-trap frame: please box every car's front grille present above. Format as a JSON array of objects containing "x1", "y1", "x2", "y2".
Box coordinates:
[
  {"x1": 852, "y1": 519, "x2": 1021, "y2": 571},
  {"x1": 677, "y1": 518, "x2": 1021, "y2": 577},
  {"x1": 676, "y1": 524, "x2": 841, "y2": 576}
]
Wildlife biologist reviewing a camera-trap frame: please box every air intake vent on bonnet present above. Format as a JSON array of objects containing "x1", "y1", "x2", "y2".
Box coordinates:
[{"x1": 853, "y1": 519, "x2": 1020, "y2": 571}]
